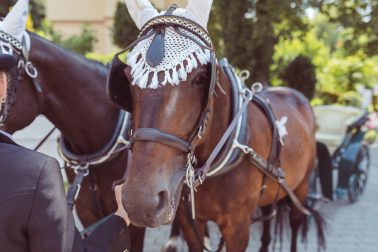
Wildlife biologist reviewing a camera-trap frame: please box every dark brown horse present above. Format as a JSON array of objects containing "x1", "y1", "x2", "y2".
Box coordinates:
[
  {"x1": 1, "y1": 32, "x2": 145, "y2": 252},
  {"x1": 108, "y1": 12, "x2": 324, "y2": 252}
]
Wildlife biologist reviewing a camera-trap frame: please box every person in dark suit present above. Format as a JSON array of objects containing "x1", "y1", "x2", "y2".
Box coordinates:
[{"x1": 0, "y1": 26, "x2": 131, "y2": 252}]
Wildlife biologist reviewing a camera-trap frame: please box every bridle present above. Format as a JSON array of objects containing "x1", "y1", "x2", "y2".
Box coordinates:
[
  {"x1": 110, "y1": 10, "x2": 250, "y2": 219},
  {"x1": 0, "y1": 30, "x2": 42, "y2": 114}
]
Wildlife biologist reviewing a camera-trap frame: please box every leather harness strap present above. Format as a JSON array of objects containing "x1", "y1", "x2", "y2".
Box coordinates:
[
  {"x1": 252, "y1": 95, "x2": 282, "y2": 197},
  {"x1": 248, "y1": 153, "x2": 311, "y2": 215},
  {"x1": 131, "y1": 128, "x2": 193, "y2": 153},
  {"x1": 128, "y1": 16, "x2": 218, "y2": 165},
  {"x1": 117, "y1": 13, "x2": 311, "y2": 217},
  {"x1": 194, "y1": 91, "x2": 253, "y2": 187},
  {"x1": 191, "y1": 88, "x2": 310, "y2": 216}
]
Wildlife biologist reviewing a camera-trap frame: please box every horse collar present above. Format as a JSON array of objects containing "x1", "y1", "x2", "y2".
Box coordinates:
[{"x1": 58, "y1": 110, "x2": 131, "y2": 167}]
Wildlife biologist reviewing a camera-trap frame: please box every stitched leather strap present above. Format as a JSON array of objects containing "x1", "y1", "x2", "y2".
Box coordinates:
[
  {"x1": 194, "y1": 93, "x2": 252, "y2": 186},
  {"x1": 131, "y1": 128, "x2": 192, "y2": 153},
  {"x1": 249, "y1": 153, "x2": 311, "y2": 215}
]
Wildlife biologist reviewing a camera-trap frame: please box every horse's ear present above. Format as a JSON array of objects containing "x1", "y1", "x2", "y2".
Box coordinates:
[
  {"x1": 124, "y1": 0, "x2": 159, "y2": 30},
  {"x1": 186, "y1": 0, "x2": 213, "y2": 29},
  {"x1": 0, "y1": 0, "x2": 29, "y2": 42}
]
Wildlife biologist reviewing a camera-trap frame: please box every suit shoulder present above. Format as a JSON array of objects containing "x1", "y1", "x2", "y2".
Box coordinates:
[
  {"x1": 0, "y1": 143, "x2": 57, "y2": 169},
  {"x1": 0, "y1": 144, "x2": 60, "y2": 196}
]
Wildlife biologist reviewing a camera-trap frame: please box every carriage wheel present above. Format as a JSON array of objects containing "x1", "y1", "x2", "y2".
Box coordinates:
[{"x1": 348, "y1": 145, "x2": 370, "y2": 203}]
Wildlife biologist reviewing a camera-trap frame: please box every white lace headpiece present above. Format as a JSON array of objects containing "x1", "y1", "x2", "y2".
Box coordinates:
[{"x1": 124, "y1": 0, "x2": 213, "y2": 89}]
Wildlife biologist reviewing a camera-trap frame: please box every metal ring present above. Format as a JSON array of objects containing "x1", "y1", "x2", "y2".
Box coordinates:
[
  {"x1": 242, "y1": 88, "x2": 253, "y2": 101},
  {"x1": 239, "y1": 70, "x2": 250, "y2": 82},
  {"x1": 74, "y1": 165, "x2": 90, "y2": 176},
  {"x1": 25, "y1": 62, "x2": 38, "y2": 79},
  {"x1": 251, "y1": 82, "x2": 263, "y2": 93}
]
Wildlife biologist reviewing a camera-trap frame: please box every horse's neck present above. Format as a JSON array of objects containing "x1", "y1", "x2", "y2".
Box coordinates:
[
  {"x1": 29, "y1": 34, "x2": 119, "y2": 154},
  {"x1": 197, "y1": 67, "x2": 232, "y2": 162}
]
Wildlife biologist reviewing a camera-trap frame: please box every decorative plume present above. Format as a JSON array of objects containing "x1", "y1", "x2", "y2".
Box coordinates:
[
  {"x1": 124, "y1": 0, "x2": 159, "y2": 30},
  {"x1": 0, "y1": 0, "x2": 29, "y2": 42}
]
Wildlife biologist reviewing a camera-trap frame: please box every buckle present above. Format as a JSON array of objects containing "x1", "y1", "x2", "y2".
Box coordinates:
[
  {"x1": 74, "y1": 164, "x2": 90, "y2": 177},
  {"x1": 277, "y1": 167, "x2": 285, "y2": 183}
]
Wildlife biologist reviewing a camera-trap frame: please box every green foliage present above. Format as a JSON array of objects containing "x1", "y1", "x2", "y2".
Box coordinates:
[
  {"x1": 280, "y1": 55, "x2": 317, "y2": 100},
  {"x1": 209, "y1": 0, "x2": 311, "y2": 84},
  {"x1": 271, "y1": 13, "x2": 378, "y2": 105},
  {"x1": 365, "y1": 129, "x2": 377, "y2": 144},
  {"x1": 112, "y1": 1, "x2": 139, "y2": 49},
  {"x1": 271, "y1": 28, "x2": 330, "y2": 87},
  {"x1": 50, "y1": 25, "x2": 97, "y2": 55},
  {"x1": 0, "y1": 0, "x2": 45, "y2": 30},
  {"x1": 36, "y1": 21, "x2": 98, "y2": 56},
  {"x1": 317, "y1": 55, "x2": 378, "y2": 104},
  {"x1": 320, "y1": 0, "x2": 378, "y2": 56}
]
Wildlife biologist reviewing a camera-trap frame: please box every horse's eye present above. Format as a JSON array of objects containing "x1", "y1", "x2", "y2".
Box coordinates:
[{"x1": 192, "y1": 74, "x2": 208, "y2": 86}]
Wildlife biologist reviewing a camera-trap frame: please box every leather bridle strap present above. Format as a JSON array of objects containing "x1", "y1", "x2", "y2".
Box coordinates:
[
  {"x1": 193, "y1": 90, "x2": 253, "y2": 187},
  {"x1": 131, "y1": 128, "x2": 193, "y2": 153}
]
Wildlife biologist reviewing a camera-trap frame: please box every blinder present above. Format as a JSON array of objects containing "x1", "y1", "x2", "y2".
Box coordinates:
[{"x1": 106, "y1": 51, "x2": 132, "y2": 112}]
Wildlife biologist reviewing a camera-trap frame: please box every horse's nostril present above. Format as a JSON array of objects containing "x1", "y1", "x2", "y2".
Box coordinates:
[{"x1": 155, "y1": 190, "x2": 169, "y2": 215}]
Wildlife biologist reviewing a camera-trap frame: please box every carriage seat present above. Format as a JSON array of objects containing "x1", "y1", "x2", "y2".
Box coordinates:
[{"x1": 313, "y1": 105, "x2": 363, "y2": 153}]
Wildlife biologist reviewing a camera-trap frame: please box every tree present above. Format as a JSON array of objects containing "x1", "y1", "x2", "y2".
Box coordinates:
[
  {"x1": 319, "y1": 0, "x2": 378, "y2": 56},
  {"x1": 52, "y1": 25, "x2": 98, "y2": 55},
  {"x1": 0, "y1": 0, "x2": 45, "y2": 30},
  {"x1": 111, "y1": 1, "x2": 312, "y2": 84},
  {"x1": 0, "y1": 0, "x2": 13, "y2": 17},
  {"x1": 112, "y1": 1, "x2": 139, "y2": 49},
  {"x1": 209, "y1": 0, "x2": 310, "y2": 84},
  {"x1": 280, "y1": 55, "x2": 317, "y2": 100}
]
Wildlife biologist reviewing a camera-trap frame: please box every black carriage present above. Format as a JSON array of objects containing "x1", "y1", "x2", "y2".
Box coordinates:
[{"x1": 309, "y1": 106, "x2": 371, "y2": 203}]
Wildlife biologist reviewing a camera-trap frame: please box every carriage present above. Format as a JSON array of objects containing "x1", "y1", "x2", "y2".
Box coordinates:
[{"x1": 309, "y1": 105, "x2": 372, "y2": 203}]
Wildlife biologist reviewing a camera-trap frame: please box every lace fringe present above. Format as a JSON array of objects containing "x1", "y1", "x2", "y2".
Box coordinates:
[{"x1": 128, "y1": 48, "x2": 210, "y2": 89}]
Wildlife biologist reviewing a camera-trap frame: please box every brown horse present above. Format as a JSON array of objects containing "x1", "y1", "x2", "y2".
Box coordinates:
[
  {"x1": 2, "y1": 32, "x2": 145, "y2": 252},
  {"x1": 108, "y1": 11, "x2": 324, "y2": 252}
]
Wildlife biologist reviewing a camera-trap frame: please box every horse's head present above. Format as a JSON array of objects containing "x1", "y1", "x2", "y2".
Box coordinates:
[
  {"x1": 0, "y1": 0, "x2": 39, "y2": 133},
  {"x1": 107, "y1": 1, "x2": 216, "y2": 227}
]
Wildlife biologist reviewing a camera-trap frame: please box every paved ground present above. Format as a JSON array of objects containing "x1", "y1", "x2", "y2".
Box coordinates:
[
  {"x1": 15, "y1": 116, "x2": 378, "y2": 252},
  {"x1": 143, "y1": 146, "x2": 378, "y2": 252}
]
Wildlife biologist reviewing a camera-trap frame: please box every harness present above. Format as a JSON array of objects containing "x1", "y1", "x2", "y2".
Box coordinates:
[
  {"x1": 0, "y1": 30, "x2": 132, "y2": 216},
  {"x1": 107, "y1": 8, "x2": 311, "y2": 221},
  {"x1": 58, "y1": 110, "x2": 131, "y2": 210},
  {"x1": 0, "y1": 30, "x2": 42, "y2": 113}
]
